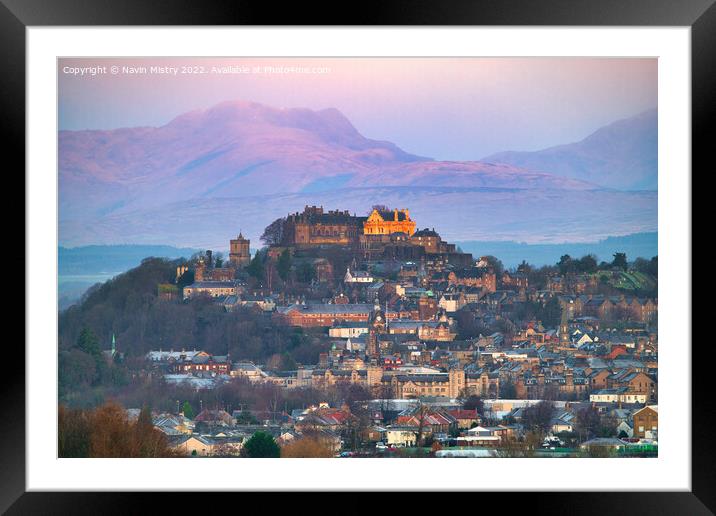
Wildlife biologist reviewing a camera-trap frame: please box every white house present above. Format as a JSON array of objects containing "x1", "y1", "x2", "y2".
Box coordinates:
[
  {"x1": 344, "y1": 267, "x2": 374, "y2": 284},
  {"x1": 589, "y1": 388, "x2": 647, "y2": 404},
  {"x1": 438, "y1": 293, "x2": 465, "y2": 313},
  {"x1": 328, "y1": 323, "x2": 369, "y2": 338},
  {"x1": 385, "y1": 427, "x2": 418, "y2": 447},
  {"x1": 616, "y1": 420, "x2": 634, "y2": 438}
]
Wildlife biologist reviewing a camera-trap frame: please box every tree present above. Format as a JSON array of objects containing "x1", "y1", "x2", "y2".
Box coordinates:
[
  {"x1": 72, "y1": 327, "x2": 112, "y2": 388},
  {"x1": 522, "y1": 400, "x2": 554, "y2": 435},
  {"x1": 517, "y1": 260, "x2": 532, "y2": 274},
  {"x1": 243, "y1": 431, "x2": 280, "y2": 458},
  {"x1": 246, "y1": 252, "x2": 265, "y2": 281},
  {"x1": 414, "y1": 402, "x2": 431, "y2": 448},
  {"x1": 632, "y1": 257, "x2": 649, "y2": 274},
  {"x1": 76, "y1": 328, "x2": 101, "y2": 357},
  {"x1": 281, "y1": 437, "x2": 335, "y2": 458},
  {"x1": 461, "y1": 395, "x2": 485, "y2": 415},
  {"x1": 58, "y1": 405, "x2": 91, "y2": 457},
  {"x1": 181, "y1": 401, "x2": 195, "y2": 419},
  {"x1": 575, "y1": 405, "x2": 602, "y2": 442},
  {"x1": 295, "y1": 262, "x2": 315, "y2": 284},
  {"x1": 276, "y1": 249, "x2": 292, "y2": 281},
  {"x1": 558, "y1": 255, "x2": 576, "y2": 275},
  {"x1": 454, "y1": 308, "x2": 487, "y2": 339},
  {"x1": 612, "y1": 252, "x2": 628, "y2": 271},
  {"x1": 495, "y1": 431, "x2": 541, "y2": 458},
  {"x1": 481, "y1": 255, "x2": 504, "y2": 277},
  {"x1": 81, "y1": 401, "x2": 177, "y2": 458},
  {"x1": 261, "y1": 217, "x2": 286, "y2": 246},
  {"x1": 577, "y1": 254, "x2": 598, "y2": 273},
  {"x1": 499, "y1": 379, "x2": 517, "y2": 399},
  {"x1": 279, "y1": 353, "x2": 297, "y2": 371},
  {"x1": 649, "y1": 256, "x2": 658, "y2": 277},
  {"x1": 633, "y1": 256, "x2": 658, "y2": 277},
  {"x1": 235, "y1": 411, "x2": 259, "y2": 425},
  {"x1": 134, "y1": 405, "x2": 165, "y2": 457},
  {"x1": 537, "y1": 296, "x2": 562, "y2": 329},
  {"x1": 59, "y1": 348, "x2": 98, "y2": 395}
]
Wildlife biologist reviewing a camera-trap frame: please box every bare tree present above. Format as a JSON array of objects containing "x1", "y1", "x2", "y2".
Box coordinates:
[
  {"x1": 414, "y1": 402, "x2": 431, "y2": 448},
  {"x1": 495, "y1": 430, "x2": 541, "y2": 458},
  {"x1": 522, "y1": 400, "x2": 555, "y2": 436}
]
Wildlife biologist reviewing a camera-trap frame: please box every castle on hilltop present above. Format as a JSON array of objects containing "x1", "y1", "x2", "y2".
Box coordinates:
[
  {"x1": 281, "y1": 205, "x2": 416, "y2": 247},
  {"x1": 282, "y1": 206, "x2": 364, "y2": 247},
  {"x1": 276, "y1": 205, "x2": 471, "y2": 267}
]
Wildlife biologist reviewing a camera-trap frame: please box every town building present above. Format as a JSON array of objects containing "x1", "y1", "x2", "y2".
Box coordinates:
[
  {"x1": 183, "y1": 281, "x2": 239, "y2": 299},
  {"x1": 632, "y1": 405, "x2": 658, "y2": 439}
]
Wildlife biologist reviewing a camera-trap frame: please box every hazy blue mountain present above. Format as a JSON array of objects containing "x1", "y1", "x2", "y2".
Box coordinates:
[
  {"x1": 483, "y1": 109, "x2": 657, "y2": 190},
  {"x1": 456, "y1": 232, "x2": 657, "y2": 268},
  {"x1": 59, "y1": 244, "x2": 200, "y2": 275}
]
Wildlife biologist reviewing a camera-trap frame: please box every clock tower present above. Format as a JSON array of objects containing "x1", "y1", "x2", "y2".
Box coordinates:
[{"x1": 366, "y1": 298, "x2": 387, "y2": 359}]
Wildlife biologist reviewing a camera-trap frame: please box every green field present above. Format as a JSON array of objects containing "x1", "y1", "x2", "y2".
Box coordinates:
[{"x1": 596, "y1": 271, "x2": 656, "y2": 292}]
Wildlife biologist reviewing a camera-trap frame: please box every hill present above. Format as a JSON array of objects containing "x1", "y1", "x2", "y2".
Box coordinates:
[
  {"x1": 58, "y1": 245, "x2": 200, "y2": 309},
  {"x1": 483, "y1": 109, "x2": 657, "y2": 190}
]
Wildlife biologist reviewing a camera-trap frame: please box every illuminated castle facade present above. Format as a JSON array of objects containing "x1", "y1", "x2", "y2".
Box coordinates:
[
  {"x1": 281, "y1": 205, "x2": 417, "y2": 247},
  {"x1": 363, "y1": 208, "x2": 416, "y2": 236}
]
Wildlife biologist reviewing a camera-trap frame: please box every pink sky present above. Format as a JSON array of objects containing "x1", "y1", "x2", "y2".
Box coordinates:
[{"x1": 58, "y1": 57, "x2": 657, "y2": 160}]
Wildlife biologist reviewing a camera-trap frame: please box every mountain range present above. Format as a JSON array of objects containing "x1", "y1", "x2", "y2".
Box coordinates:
[
  {"x1": 482, "y1": 108, "x2": 657, "y2": 190},
  {"x1": 59, "y1": 100, "x2": 657, "y2": 248}
]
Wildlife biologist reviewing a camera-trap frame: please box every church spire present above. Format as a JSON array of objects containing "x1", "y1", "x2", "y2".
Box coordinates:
[{"x1": 560, "y1": 303, "x2": 570, "y2": 345}]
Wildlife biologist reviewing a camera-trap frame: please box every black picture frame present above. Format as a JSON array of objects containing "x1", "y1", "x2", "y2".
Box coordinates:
[{"x1": 4, "y1": 0, "x2": 708, "y2": 512}]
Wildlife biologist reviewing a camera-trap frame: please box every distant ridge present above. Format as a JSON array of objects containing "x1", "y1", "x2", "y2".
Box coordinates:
[
  {"x1": 59, "y1": 244, "x2": 199, "y2": 275},
  {"x1": 482, "y1": 109, "x2": 657, "y2": 191},
  {"x1": 456, "y1": 232, "x2": 658, "y2": 268}
]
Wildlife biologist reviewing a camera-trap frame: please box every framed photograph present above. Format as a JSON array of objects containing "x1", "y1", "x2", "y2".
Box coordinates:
[{"x1": 7, "y1": 0, "x2": 708, "y2": 512}]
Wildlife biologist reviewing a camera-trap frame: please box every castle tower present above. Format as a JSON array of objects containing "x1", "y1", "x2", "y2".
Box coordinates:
[{"x1": 229, "y1": 232, "x2": 251, "y2": 267}]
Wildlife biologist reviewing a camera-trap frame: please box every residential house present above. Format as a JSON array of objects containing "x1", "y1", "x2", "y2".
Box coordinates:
[{"x1": 632, "y1": 405, "x2": 658, "y2": 439}]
